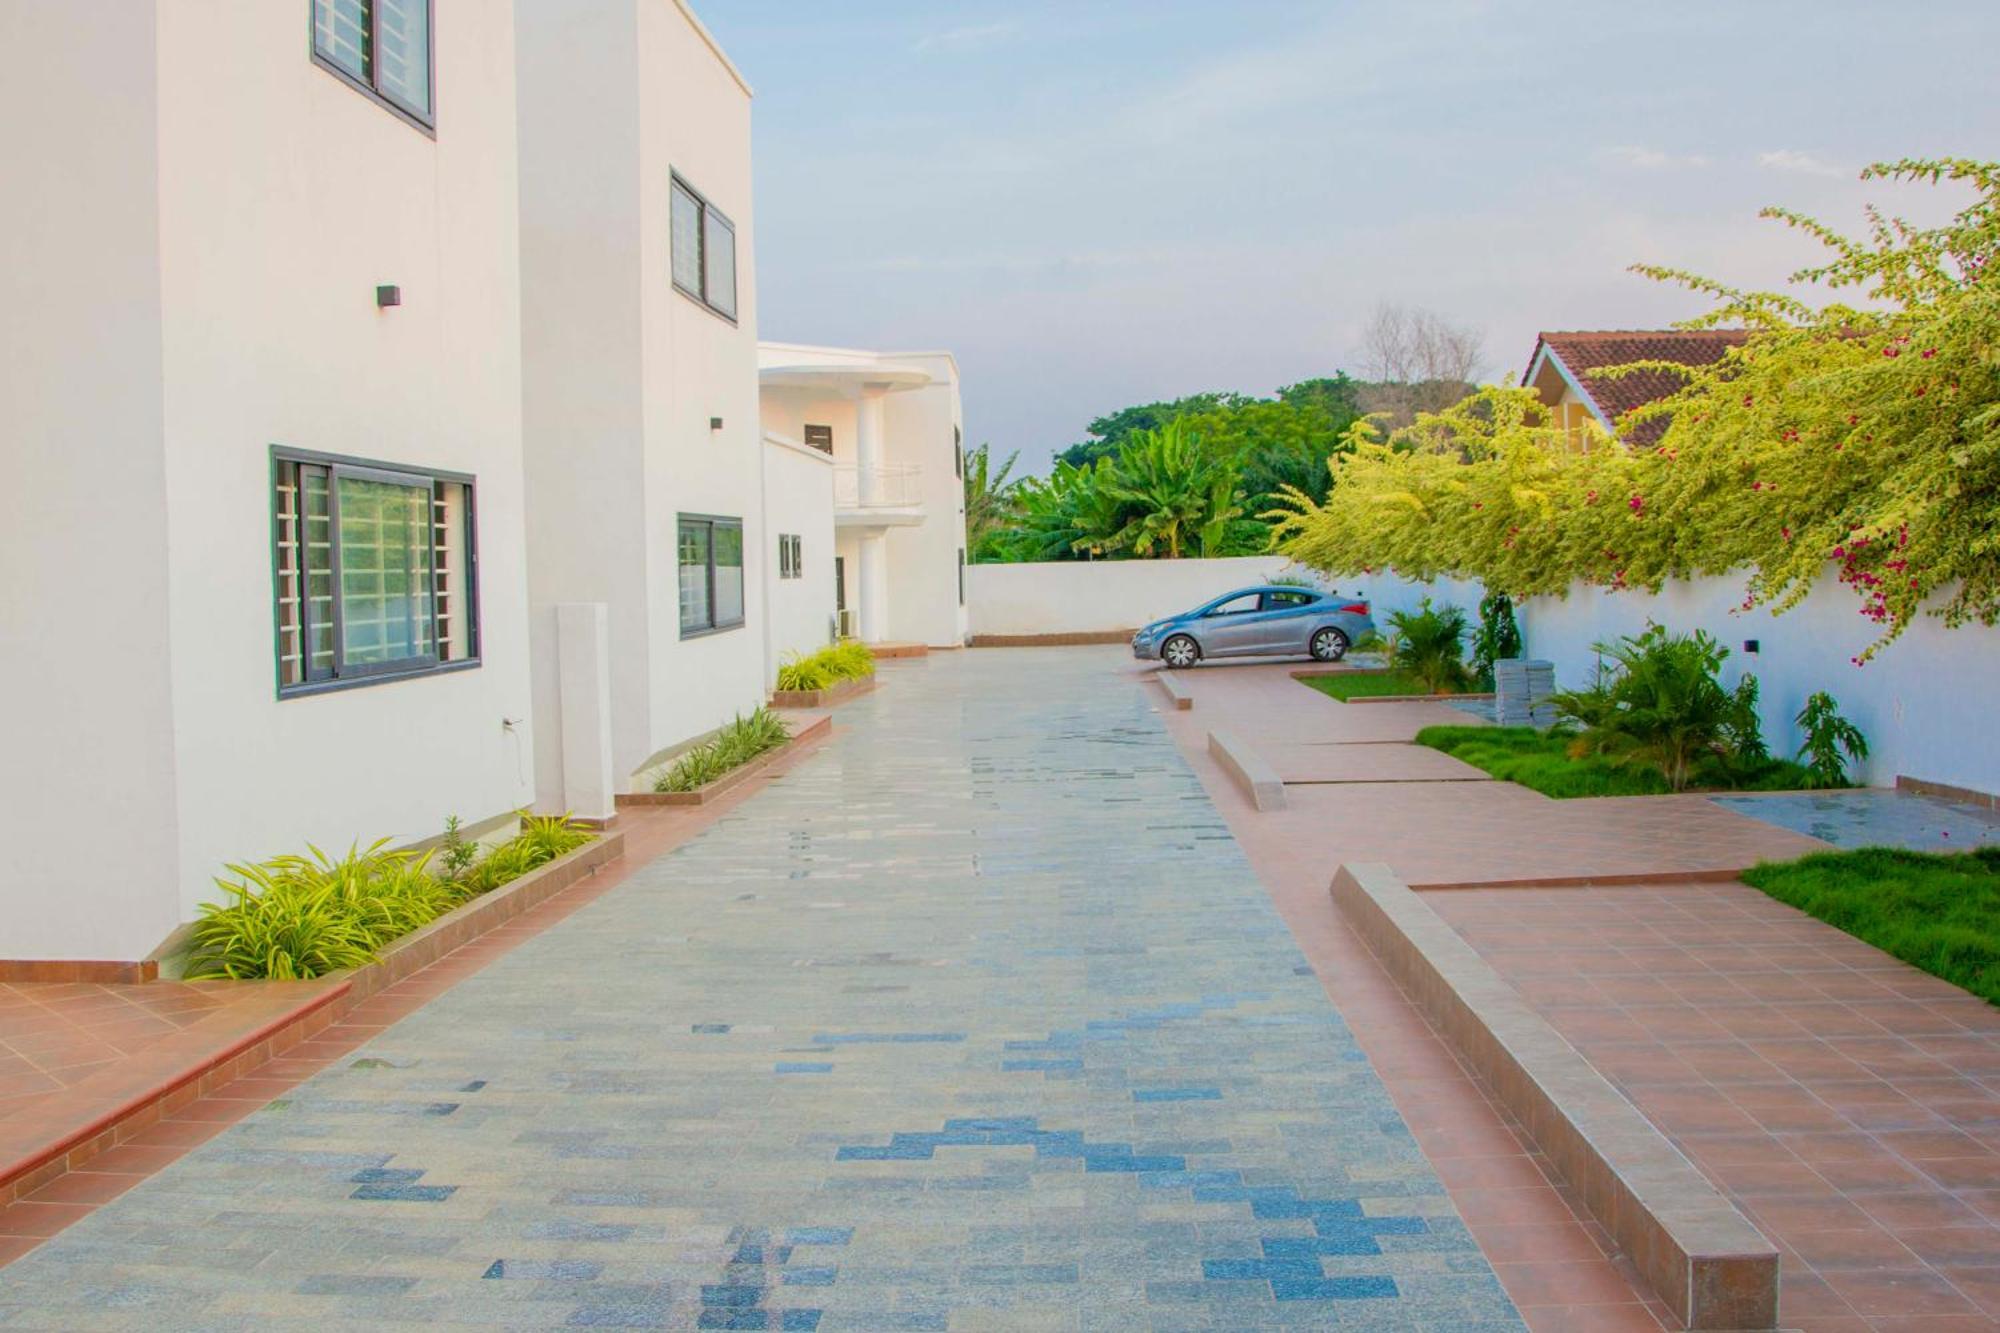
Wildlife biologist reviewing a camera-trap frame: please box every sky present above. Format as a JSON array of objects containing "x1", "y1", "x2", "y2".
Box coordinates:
[{"x1": 700, "y1": 1, "x2": 2000, "y2": 476}]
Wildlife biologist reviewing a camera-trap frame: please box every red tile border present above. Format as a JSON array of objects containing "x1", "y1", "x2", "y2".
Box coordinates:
[{"x1": 616, "y1": 713, "x2": 831, "y2": 807}]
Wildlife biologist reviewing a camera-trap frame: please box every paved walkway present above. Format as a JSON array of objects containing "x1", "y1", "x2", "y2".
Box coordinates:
[{"x1": 0, "y1": 651, "x2": 1520, "y2": 1331}]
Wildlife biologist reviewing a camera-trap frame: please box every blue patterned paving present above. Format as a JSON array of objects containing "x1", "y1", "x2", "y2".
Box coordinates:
[
  {"x1": 1712, "y1": 786, "x2": 2000, "y2": 851},
  {"x1": 0, "y1": 648, "x2": 1519, "y2": 1330}
]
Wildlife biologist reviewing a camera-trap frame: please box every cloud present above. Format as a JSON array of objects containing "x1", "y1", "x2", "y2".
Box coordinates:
[
  {"x1": 1757, "y1": 149, "x2": 1847, "y2": 179},
  {"x1": 1599, "y1": 145, "x2": 1710, "y2": 170},
  {"x1": 913, "y1": 23, "x2": 1015, "y2": 54}
]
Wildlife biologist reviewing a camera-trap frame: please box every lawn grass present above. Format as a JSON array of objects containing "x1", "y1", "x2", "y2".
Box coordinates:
[
  {"x1": 1301, "y1": 670, "x2": 1468, "y2": 701},
  {"x1": 1414, "y1": 725, "x2": 1820, "y2": 799},
  {"x1": 1742, "y1": 847, "x2": 2000, "y2": 1006}
]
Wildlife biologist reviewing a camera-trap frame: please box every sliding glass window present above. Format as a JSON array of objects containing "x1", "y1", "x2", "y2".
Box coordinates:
[
  {"x1": 312, "y1": 0, "x2": 434, "y2": 129},
  {"x1": 678, "y1": 515, "x2": 745, "y2": 636}
]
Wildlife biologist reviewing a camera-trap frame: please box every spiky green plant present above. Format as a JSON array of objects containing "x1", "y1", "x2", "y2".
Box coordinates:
[
  {"x1": 1553, "y1": 625, "x2": 1765, "y2": 792},
  {"x1": 656, "y1": 708, "x2": 793, "y2": 793}
]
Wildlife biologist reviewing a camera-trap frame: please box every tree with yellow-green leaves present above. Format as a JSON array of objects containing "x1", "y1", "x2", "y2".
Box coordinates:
[{"x1": 1269, "y1": 156, "x2": 2000, "y2": 660}]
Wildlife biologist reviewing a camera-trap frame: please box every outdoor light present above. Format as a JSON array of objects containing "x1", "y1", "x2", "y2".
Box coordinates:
[
  {"x1": 1743, "y1": 639, "x2": 1760, "y2": 654},
  {"x1": 376, "y1": 284, "x2": 402, "y2": 308},
  {"x1": 710, "y1": 416, "x2": 724, "y2": 431}
]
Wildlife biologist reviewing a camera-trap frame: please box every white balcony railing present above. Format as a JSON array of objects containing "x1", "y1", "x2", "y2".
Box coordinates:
[{"x1": 834, "y1": 464, "x2": 923, "y2": 510}]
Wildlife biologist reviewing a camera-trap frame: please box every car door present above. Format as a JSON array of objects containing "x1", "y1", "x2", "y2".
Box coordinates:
[
  {"x1": 1197, "y1": 592, "x2": 1265, "y2": 656},
  {"x1": 1253, "y1": 589, "x2": 1318, "y2": 654}
]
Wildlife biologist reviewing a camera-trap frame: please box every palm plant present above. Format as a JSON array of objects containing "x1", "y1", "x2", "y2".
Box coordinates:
[
  {"x1": 1552, "y1": 625, "x2": 1763, "y2": 792},
  {"x1": 1096, "y1": 419, "x2": 1246, "y2": 559},
  {"x1": 962, "y1": 443, "x2": 1025, "y2": 562},
  {"x1": 1386, "y1": 599, "x2": 1472, "y2": 694}
]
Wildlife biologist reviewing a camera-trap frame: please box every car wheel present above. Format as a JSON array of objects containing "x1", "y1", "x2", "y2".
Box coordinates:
[
  {"x1": 1310, "y1": 627, "x2": 1349, "y2": 662},
  {"x1": 1161, "y1": 635, "x2": 1201, "y2": 669}
]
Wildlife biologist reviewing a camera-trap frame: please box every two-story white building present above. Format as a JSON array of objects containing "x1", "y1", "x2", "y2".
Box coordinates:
[
  {"x1": 515, "y1": 0, "x2": 769, "y2": 814},
  {"x1": 757, "y1": 343, "x2": 971, "y2": 652},
  {"x1": 3, "y1": 0, "x2": 536, "y2": 969}
]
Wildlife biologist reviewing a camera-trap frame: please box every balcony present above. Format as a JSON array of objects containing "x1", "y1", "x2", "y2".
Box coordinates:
[{"x1": 834, "y1": 465, "x2": 925, "y2": 526}]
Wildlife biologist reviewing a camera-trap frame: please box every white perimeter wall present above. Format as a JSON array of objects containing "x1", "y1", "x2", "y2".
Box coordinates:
[
  {"x1": 762, "y1": 438, "x2": 838, "y2": 674},
  {"x1": 153, "y1": 0, "x2": 536, "y2": 925},
  {"x1": 0, "y1": 5, "x2": 183, "y2": 959},
  {"x1": 967, "y1": 557, "x2": 1307, "y2": 636},
  {"x1": 969, "y1": 555, "x2": 2000, "y2": 795}
]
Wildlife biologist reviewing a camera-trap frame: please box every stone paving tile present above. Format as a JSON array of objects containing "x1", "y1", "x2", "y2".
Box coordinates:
[
  {"x1": 0, "y1": 650, "x2": 1520, "y2": 1330},
  {"x1": 1712, "y1": 789, "x2": 2000, "y2": 852}
]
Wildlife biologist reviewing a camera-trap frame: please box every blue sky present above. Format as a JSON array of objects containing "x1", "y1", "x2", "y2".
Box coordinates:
[{"x1": 700, "y1": 1, "x2": 2000, "y2": 475}]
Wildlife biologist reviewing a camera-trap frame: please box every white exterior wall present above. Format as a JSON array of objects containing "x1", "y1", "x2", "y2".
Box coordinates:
[
  {"x1": 0, "y1": 5, "x2": 182, "y2": 960},
  {"x1": 967, "y1": 557, "x2": 1309, "y2": 637},
  {"x1": 155, "y1": 0, "x2": 536, "y2": 923},
  {"x1": 761, "y1": 438, "x2": 838, "y2": 674},
  {"x1": 881, "y1": 353, "x2": 971, "y2": 647},
  {"x1": 519, "y1": 0, "x2": 764, "y2": 797},
  {"x1": 1509, "y1": 572, "x2": 2000, "y2": 794},
  {"x1": 1, "y1": 2, "x2": 534, "y2": 960}
]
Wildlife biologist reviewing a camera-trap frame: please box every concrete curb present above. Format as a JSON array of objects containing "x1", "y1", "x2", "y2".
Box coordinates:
[
  {"x1": 770, "y1": 675, "x2": 874, "y2": 710},
  {"x1": 1330, "y1": 862, "x2": 1778, "y2": 1331},
  {"x1": 1150, "y1": 671, "x2": 1193, "y2": 711},
  {"x1": 1207, "y1": 728, "x2": 1285, "y2": 811}
]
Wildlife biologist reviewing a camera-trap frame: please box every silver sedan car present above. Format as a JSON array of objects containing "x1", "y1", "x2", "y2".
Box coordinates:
[{"x1": 1131, "y1": 585, "x2": 1375, "y2": 669}]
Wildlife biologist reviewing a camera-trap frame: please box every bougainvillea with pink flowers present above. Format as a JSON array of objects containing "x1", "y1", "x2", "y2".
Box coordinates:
[{"x1": 1269, "y1": 157, "x2": 2000, "y2": 660}]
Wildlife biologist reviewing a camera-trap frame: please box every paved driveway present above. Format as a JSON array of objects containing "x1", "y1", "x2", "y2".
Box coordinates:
[{"x1": 0, "y1": 649, "x2": 1519, "y2": 1331}]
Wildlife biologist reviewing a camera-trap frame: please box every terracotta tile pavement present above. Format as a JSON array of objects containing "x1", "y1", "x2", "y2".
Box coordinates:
[
  {"x1": 1431, "y1": 883, "x2": 2000, "y2": 1331},
  {"x1": 1147, "y1": 660, "x2": 1828, "y2": 888},
  {"x1": 0, "y1": 733, "x2": 831, "y2": 1268}
]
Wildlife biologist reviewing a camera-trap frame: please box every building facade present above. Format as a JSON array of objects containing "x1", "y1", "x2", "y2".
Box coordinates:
[
  {"x1": 757, "y1": 344, "x2": 971, "y2": 650},
  {"x1": 516, "y1": 0, "x2": 768, "y2": 811},
  {"x1": 3, "y1": 0, "x2": 535, "y2": 964}
]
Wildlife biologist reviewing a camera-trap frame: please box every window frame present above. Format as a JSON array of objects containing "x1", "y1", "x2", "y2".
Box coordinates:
[
  {"x1": 668, "y1": 171, "x2": 739, "y2": 324},
  {"x1": 803, "y1": 425, "x2": 833, "y2": 454},
  {"x1": 309, "y1": 0, "x2": 437, "y2": 136},
  {"x1": 677, "y1": 513, "x2": 746, "y2": 638},
  {"x1": 270, "y1": 445, "x2": 480, "y2": 699}
]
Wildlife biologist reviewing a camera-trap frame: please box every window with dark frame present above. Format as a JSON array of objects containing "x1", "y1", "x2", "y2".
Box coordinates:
[
  {"x1": 678, "y1": 515, "x2": 745, "y2": 634},
  {"x1": 778, "y1": 532, "x2": 804, "y2": 580},
  {"x1": 803, "y1": 425, "x2": 833, "y2": 454},
  {"x1": 273, "y1": 449, "x2": 477, "y2": 695},
  {"x1": 669, "y1": 173, "x2": 737, "y2": 321},
  {"x1": 312, "y1": 0, "x2": 434, "y2": 129}
]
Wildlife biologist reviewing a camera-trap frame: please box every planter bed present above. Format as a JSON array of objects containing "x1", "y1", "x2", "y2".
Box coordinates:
[
  {"x1": 770, "y1": 674, "x2": 874, "y2": 710},
  {"x1": 0, "y1": 831, "x2": 623, "y2": 1211},
  {"x1": 1295, "y1": 667, "x2": 1489, "y2": 704},
  {"x1": 619, "y1": 713, "x2": 832, "y2": 808}
]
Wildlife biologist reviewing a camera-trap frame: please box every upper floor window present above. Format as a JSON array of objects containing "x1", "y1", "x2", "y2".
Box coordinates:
[
  {"x1": 273, "y1": 448, "x2": 478, "y2": 696},
  {"x1": 803, "y1": 425, "x2": 833, "y2": 454},
  {"x1": 313, "y1": 0, "x2": 434, "y2": 130},
  {"x1": 670, "y1": 173, "x2": 738, "y2": 321},
  {"x1": 778, "y1": 534, "x2": 803, "y2": 580}
]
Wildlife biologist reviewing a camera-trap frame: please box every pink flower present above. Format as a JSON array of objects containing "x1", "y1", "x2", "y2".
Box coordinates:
[
  {"x1": 1922, "y1": 347, "x2": 1937, "y2": 359},
  {"x1": 1628, "y1": 495, "x2": 1645, "y2": 513},
  {"x1": 1883, "y1": 346, "x2": 1900, "y2": 358}
]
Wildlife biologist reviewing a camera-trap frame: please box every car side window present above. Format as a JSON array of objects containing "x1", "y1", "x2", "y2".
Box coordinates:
[
  {"x1": 1204, "y1": 593, "x2": 1261, "y2": 617},
  {"x1": 1261, "y1": 590, "x2": 1314, "y2": 611}
]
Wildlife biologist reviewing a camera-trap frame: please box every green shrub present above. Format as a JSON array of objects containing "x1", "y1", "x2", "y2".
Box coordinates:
[
  {"x1": 1417, "y1": 724, "x2": 1816, "y2": 799},
  {"x1": 775, "y1": 640, "x2": 875, "y2": 692},
  {"x1": 1743, "y1": 848, "x2": 2000, "y2": 1005},
  {"x1": 1470, "y1": 590, "x2": 1521, "y2": 687},
  {"x1": 656, "y1": 707, "x2": 792, "y2": 793},
  {"x1": 187, "y1": 816, "x2": 594, "y2": 979},
  {"x1": 1552, "y1": 625, "x2": 1767, "y2": 792},
  {"x1": 1795, "y1": 691, "x2": 1869, "y2": 788},
  {"x1": 1386, "y1": 598, "x2": 1472, "y2": 694}
]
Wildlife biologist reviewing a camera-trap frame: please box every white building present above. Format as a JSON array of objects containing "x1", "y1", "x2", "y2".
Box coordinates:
[
  {"x1": 757, "y1": 344, "x2": 971, "y2": 649},
  {"x1": 2, "y1": 0, "x2": 535, "y2": 967},
  {"x1": 516, "y1": 0, "x2": 768, "y2": 813}
]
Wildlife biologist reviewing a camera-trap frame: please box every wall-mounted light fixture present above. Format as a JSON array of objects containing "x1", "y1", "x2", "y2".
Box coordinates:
[
  {"x1": 710, "y1": 416, "x2": 724, "y2": 431},
  {"x1": 1743, "y1": 639, "x2": 1760, "y2": 654},
  {"x1": 376, "y1": 284, "x2": 402, "y2": 309}
]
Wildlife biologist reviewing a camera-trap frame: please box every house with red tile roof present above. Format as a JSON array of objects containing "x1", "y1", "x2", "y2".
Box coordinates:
[{"x1": 1521, "y1": 329, "x2": 1747, "y2": 446}]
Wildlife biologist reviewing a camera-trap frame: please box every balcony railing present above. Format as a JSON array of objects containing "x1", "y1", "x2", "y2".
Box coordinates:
[{"x1": 834, "y1": 464, "x2": 923, "y2": 509}]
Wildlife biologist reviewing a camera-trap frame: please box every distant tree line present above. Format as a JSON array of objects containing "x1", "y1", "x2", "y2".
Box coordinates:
[{"x1": 962, "y1": 305, "x2": 1483, "y2": 562}]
